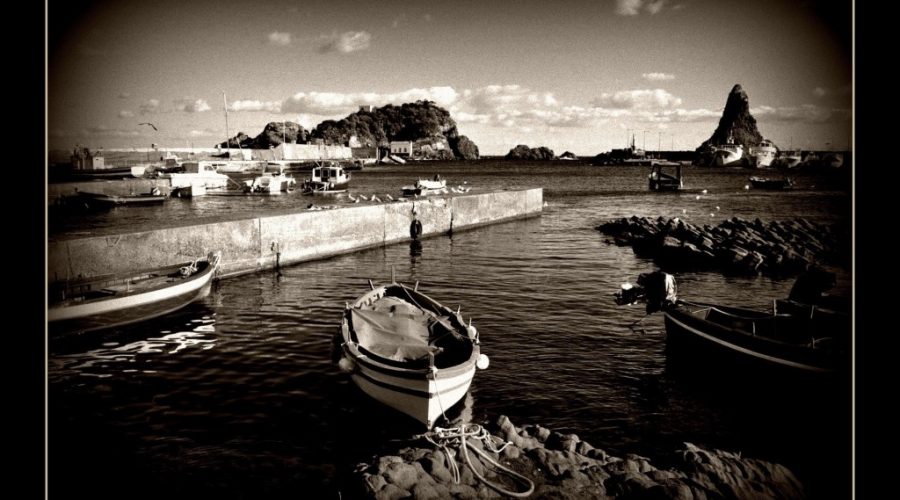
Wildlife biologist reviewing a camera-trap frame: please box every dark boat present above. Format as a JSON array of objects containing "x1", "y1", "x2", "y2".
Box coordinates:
[
  {"x1": 615, "y1": 271, "x2": 849, "y2": 376},
  {"x1": 77, "y1": 190, "x2": 167, "y2": 208},
  {"x1": 749, "y1": 176, "x2": 794, "y2": 190},
  {"x1": 648, "y1": 161, "x2": 683, "y2": 191},
  {"x1": 48, "y1": 251, "x2": 221, "y2": 334}
]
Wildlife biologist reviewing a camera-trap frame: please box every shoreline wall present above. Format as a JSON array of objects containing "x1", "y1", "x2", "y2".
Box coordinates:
[{"x1": 47, "y1": 189, "x2": 543, "y2": 283}]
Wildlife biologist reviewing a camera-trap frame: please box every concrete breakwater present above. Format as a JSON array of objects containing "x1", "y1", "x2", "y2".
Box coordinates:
[
  {"x1": 353, "y1": 415, "x2": 804, "y2": 499},
  {"x1": 47, "y1": 189, "x2": 542, "y2": 283},
  {"x1": 597, "y1": 216, "x2": 847, "y2": 276}
]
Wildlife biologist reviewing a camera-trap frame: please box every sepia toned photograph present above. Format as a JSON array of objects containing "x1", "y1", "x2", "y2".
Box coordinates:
[{"x1": 47, "y1": 0, "x2": 853, "y2": 498}]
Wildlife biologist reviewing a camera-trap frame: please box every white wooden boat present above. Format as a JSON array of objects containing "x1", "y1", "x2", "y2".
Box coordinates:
[
  {"x1": 243, "y1": 162, "x2": 297, "y2": 194},
  {"x1": 48, "y1": 251, "x2": 221, "y2": 334},
  {"x1": 301, "y1": 161, "x2": 351, "y2": 194},
  {"x1": 334, "y1": 280, "x2": 488, "y2": 428},
  {"x1": 401, "y1": 178, "x2": 447, "y2": 197}
]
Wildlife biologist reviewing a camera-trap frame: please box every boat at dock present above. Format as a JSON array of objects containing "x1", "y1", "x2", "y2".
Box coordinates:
[
  {"x1": 402, "y1": 177, "x2": 448, "y2": 197},
  {"x1": 749, "y1": 176, "x2": 794, "y2": 190},
  {"x1": 161, "y1": 161, "x2": 233, "y2": 196},
  {"x1": 648, "y1": 161, "x2": 683, "y2": 191},
  {"x1": 334, "y1": 279, "x2": 487, "y2": 428},
  {"x1": 48, "y1": 251, "x2": 222, "y2": 334},
  {"x1": 300, "y1": 161, "x2": 351, "y2": 194},
  {"x1": 242, "y1": 162, "x2": 297, "y2": 194},
  {"x1": 615, "y1": 272, "x2": 848, "y2": 376},
  {"x1": 712, "y1": 136, "x2": 744, "y2": 167},
  {"x1": 76, "y1": 190, "x2": 167, "y2": 208},
  {"x1": 748, "y1": 139, "x2": 777, "y2": 168},
  {"x1": 773, "y1": 150, "x2": 803, "y2": 169}
]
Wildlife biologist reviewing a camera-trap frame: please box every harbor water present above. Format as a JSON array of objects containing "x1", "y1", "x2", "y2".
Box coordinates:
[{"x1": 48, "y1": 162, "x2": 852, "y2": 498}]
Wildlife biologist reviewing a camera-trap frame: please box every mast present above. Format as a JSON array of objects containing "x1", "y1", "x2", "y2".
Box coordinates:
[{"x1": 223, "y1": 92, "x2": 230, "y2": 154}]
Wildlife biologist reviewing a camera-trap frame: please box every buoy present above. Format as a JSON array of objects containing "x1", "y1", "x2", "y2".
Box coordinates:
[
  {"x1": 682, "y1": 209, "x2": 686, "y2": 214},
  {"x1": 744, "y1": 185, "x2": 750, "y2": 190},
  {"x1": 716, "y1": 206, "x2": 720, "y2": 210},
  {"x1": 338, "y1": 356, "x2": 356, "y2": 373},
  {"x1": 701, "y1": 189, "x2": 708, "y2": 194},
  {"x1": 695, "y1": 195, "x2": 700, "y2": 200},
  {"x1": 476, "y1": 354, "x2": 490, "y2": 370}
]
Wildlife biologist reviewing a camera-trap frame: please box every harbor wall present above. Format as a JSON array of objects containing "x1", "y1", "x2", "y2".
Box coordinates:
[{"x1": 47, "y1": 188, "x2": 543, "y2": 283}]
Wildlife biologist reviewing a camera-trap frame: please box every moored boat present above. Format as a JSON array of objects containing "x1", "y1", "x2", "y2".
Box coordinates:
[
  {"x1": 749, "y1": 175, "x2": 794, "y2": 190},
  {"x1": 615, "y1": 271, "x2": 848, "y2": 376},
  {"x1": 161, "y1": 161, "x2": 232, "y2": 195},
  {"x1": 76, "y1": 190, "x2": 167, "y2": 208},
  {"x1": 48, "y1": 251, "x2": 222, "y2": 334},
  {"x1": 773, "y1": 150, "x2": 803, "y2": 169},
  {"x1": 301, "y1": 161, "x2": 351, "y2": 194},
  {"x1": 242, "y1": 162, "x2": 297, "y2": 194},
  {"x1": 401, "y1": 177, "x2": 448, "y2": 197},
  {"x1": 648, "y1": 161, "x2": 683, "y2": 191},
  {"x1": 334, "y1": 280, "x2": 488, "y2": 428},
  {"x1": 712, "y1": 137, "x2": 744, "y2": 167},
  {"x1": 748, "y1": 139, "x2": 777, "y2": 168}
]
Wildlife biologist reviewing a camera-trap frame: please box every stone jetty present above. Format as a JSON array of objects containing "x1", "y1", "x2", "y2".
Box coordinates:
[
  {"x1": 597, "y1": 216, "x2": 846, "y2": 276},
  {"x1": 352, "y1": 415, "x2": 804, "y2": 499}
]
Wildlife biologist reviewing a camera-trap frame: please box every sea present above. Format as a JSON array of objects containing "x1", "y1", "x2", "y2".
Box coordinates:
[{"x1": 48, "y1": 161, "x2": 852, "y2": 499}]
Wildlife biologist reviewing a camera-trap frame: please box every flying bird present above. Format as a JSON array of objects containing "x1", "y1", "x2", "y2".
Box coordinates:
[{"x1": 139, "y1": 122, "x2": 158, "y2": 131}]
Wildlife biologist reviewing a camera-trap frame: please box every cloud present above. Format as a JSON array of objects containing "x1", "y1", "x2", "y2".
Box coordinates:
[
  {"x1": 174, "y1": 98, "x2": 211, "y2": 113},
  {"x1": 319, "y1": 31, "x2": 372, "y2": 53},
  {"x1": 118, "y1": 92, "x2": 131, "y2": 99},
  {"x1": 229, "y1": 99, "x2": 282, "y2": 112},
  {"x1": 591, "y1": 89, "x2": 682, "y2": 109},
  {"x1": 268, "y1": 32, "x2": 291, "y2": 46},
  {"x1": 139, "y1": 99, "x2": 160, "y2": 115},
  {"x1": 616, "y1": 0, "x2": 669, "y2": 16},
  {"x1": 118, "y1": 110, "x2": 135, "y2": 118},
  {"x1": 642, "y1": 72, "x2": 675, "y2": 81},
  {"x1": 813, "y1": 87, "x2": 827, "y2": 98},
  {"x1": 751, "y1": 105, "x2": 851, "y2": 123},
  {"x1": 189, "y1": 129, "x2": 218, "y2": 137},
  {"x1": 282, "y1": 86, "x2": 458, "y2": 114}
]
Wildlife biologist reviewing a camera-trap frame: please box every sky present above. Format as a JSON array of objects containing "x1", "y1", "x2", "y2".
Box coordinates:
[{"x1": 48, "y1": 0, "x2": 853, "y2": 156}]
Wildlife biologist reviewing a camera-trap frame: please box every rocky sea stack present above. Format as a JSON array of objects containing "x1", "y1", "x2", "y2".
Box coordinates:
[
  {"x1": 506, "y1": 145, "x2": 555, "y2": 160},
  {"x1": 217, "y1": 101, "x2": 479, "y2": 159},
  {"x1": 696, "y1": 84, "x2": 765, "y2": 161}
]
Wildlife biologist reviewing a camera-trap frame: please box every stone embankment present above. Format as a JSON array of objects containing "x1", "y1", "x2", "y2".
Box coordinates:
[
  {"x1": 353, "y1": 415, "x2": 804, "y2": 499},
  {"x1": 597, "y1": 216, "x2": 846, "y2": 275}
]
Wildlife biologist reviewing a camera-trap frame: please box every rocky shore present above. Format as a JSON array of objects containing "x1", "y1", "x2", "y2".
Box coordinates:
[
  {"x1": 597, "y1": 216, "x2": 847, "y2": 276},
  {"x1": 352, "y1": 415, "x2": 804, "y2": 499}
]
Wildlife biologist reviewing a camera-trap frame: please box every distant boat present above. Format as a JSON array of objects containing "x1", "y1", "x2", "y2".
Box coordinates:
[
  {"x1": 402, "y1": 178, "x2": 447, "y2": 197},
  {"x1": 749, "y1": 176, "x2": 794, "y2": 190},
  {"x1": 748, "y1": 139, "x2": 777, "y2": 168},
  {"x1": 824, "y1": 152, "x2": 844, "y2": 169},
  {"x1": 389, "y1": 154, "x2": 407, "y2": 164},
  {"x1": 773, "y1": 150, "x2": 803, "y2": 169},
  {"x1": 161, "y1": 161, "x2": 232, "y2": 196},
  {"x1": 48, "y1": 251, "x2": 222, "y2": 334},
  {"x1": 712, "y1": 136, "x2": 744, "y2": 167},
  {"x1": 301, "y1": 161, "x2": 351, "y2": 194},
  {"x1": 334, "y1": 279, "x2": 487, "y2": 428},
  {"x1": 76, "y1": 190, "x2": 167, "y2": 208},
  {"x1": 648, "y1": 161, "x2": 683, "y2": 191},
  {"x1": 243, "y1": 162, "x2": 297, "y2": 194}
]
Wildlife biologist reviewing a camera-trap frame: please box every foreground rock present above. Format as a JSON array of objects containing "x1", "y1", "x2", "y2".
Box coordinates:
[
  {"x1": 597, "y1": 216, "x2": 847, "y2": 276},
  {"x1": 353, "y1": 415, "x2": 804, "y2": 499}
]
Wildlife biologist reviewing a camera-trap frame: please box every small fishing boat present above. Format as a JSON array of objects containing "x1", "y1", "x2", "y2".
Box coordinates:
[
  {"x1": 48, "y1": 251, "x2": 222, "y2": 334},
  {"x1": 242, "y1": 162, "x2": 297, "y2": 194},
  {"x1": 334, "y1": 279, "x2": 488, "y2": 428},
  {"x1": 76, "y1": 190, "x2": 167, "y2": 208},
  {"x1": 615, "y1": 271, "x2": 848, "y2": 376},
  {"x1": 401, "y1": 177, "x2": 447, "y2": 197},
  {"x1": 749, "y1": 176, "x2": 794, "y2": 190},
  {"x1": 301, "y1": 161, "x2": 351, "y2": 194},
  {"x1": 648, "y1": 161, "x2": 683, "y2": 191}
]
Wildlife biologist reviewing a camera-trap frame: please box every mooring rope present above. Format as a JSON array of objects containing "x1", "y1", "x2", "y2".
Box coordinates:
[{"x1": 417, "y1": 423, "x2": 535, "y2": 498}]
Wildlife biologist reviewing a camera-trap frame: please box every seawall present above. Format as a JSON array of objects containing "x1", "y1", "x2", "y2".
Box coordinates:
[{"x1": 47, "y1": 188, "x2": 543, "y2": 283}]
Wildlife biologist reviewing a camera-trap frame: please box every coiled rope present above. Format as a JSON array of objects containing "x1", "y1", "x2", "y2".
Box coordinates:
[{"x1": 417, "y1": 423, "x2": 535, "y2": 498}]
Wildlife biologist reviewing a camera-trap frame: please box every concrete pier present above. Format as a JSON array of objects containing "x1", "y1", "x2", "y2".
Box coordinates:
[{"x1": 47, "y1": 188, "x2": 543, "y2": 283}]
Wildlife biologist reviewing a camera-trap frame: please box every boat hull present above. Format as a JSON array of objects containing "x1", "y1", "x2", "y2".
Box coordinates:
[
  {"x1": 337, "y1": 283, "x2": 481, "y2": 428},
  {"x1": 663, "y1": 306, "x2": 834, "y2": 375},
  {"x1": 48, "y1": 252, "x2": 221, "y2": 334}
]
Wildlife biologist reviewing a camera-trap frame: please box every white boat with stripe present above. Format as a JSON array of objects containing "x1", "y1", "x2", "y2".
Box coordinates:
[{"x1": 335, "y1": 280, "x2": 488, "y2": 428}]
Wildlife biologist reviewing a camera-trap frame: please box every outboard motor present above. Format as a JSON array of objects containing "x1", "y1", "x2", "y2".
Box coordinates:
[{"x1": 615, "y1": 271, "x2": 677, "y2": 314}]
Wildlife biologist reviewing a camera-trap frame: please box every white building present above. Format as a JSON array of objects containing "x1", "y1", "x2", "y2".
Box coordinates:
[{"x1": 390, "y1": 141, "x2": 414, "y2": 156}]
